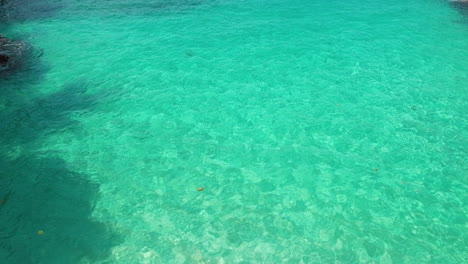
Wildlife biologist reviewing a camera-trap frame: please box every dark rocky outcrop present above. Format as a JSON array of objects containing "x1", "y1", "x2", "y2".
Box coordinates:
[
  {"x1": 0, "y1": 34, "x2": 28, "y2": 72},
  {"x1": 451, "y1": 0, "x2": 468, "y2": 17}
]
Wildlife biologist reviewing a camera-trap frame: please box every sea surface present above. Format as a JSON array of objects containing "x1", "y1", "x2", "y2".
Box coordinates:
[{"x1": 0, "y1": 0, "x2": 466, "y2": 263}]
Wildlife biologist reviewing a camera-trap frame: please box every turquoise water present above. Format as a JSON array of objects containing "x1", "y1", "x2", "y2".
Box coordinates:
[{"x1": 0, "y1": 0, "x2": 467, "y2": 263}]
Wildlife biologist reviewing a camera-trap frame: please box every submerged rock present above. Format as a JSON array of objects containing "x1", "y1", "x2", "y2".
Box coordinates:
[
  {"x1": 451, "y1": 0, "x2": 468, "y2": 19},
  {"x1": 0, "y1": 52, "x2": 9, "y2": 68},
  {"x1": 0, "y1": 34, "x2": 28, "y2": 72}
]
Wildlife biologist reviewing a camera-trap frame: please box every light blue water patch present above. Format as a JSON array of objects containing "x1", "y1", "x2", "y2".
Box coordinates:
[{"x1": 0, "y1": 0, "x2": 467, "y2": 263}]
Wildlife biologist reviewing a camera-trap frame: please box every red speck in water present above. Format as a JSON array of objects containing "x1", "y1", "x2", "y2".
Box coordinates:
[
  {"x1": 197, "y1": 188, "x2": 205, "y2": 191},
  {"x1": 375, "y1": 169, "x2": 379, "y2": 171}
]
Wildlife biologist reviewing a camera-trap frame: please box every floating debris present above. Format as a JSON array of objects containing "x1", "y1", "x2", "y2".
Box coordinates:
[{"x1": 197, "y1": 187, "x2": 205, "y2": 191}]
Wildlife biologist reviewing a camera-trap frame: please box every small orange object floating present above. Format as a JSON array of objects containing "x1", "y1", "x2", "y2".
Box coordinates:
[
  {"x1": 375, "y1": 169, "x2": 379, "y2": 171},
  {"x1": 1, "y1": 199, "x2": 6, "y2": 205},
  {"x1": 37, "y1": 230, "x2": 44, "y2": 235},
  {"x1": 197, "y1": 187, "x2": 205, "y2": 191},
  {"x1": 336, "y1": 104, "x2": 341, "y2": 106},
  {"x1": 415, "y1": 190, "x2": 419, "y2": 192}
]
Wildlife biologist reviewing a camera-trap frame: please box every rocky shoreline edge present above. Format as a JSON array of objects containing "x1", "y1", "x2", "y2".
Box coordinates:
[{"x1": 0, "y1": 34, "x2": 29, "y2": 72}]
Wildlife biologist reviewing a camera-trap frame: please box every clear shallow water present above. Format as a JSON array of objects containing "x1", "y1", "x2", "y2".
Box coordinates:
[{"x1": 0, "y1": 0, "x2": 467, "y2": 263}]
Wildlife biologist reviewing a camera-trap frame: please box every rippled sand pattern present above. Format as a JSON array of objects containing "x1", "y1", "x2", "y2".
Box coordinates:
[{"x1": 0, "y1": 0, "x2": 466, "y2": 263}]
